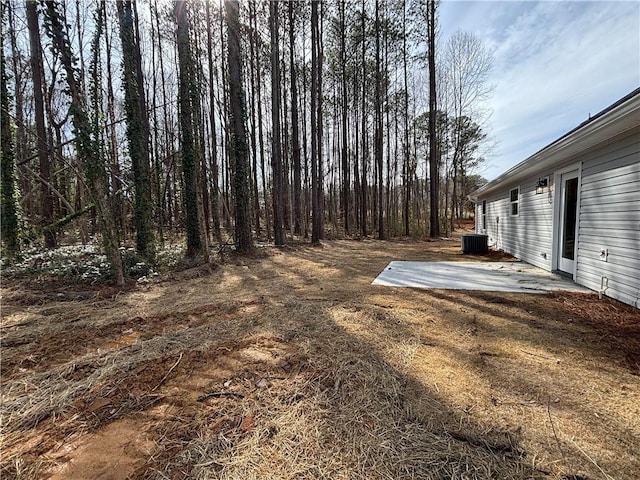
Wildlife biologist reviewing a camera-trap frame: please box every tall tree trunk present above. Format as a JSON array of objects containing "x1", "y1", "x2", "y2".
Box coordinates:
[
  {"x1": 175, "y1": 0, "x2": 203, "y2": 258},
  {"x1": 226, "y1": 0, "x2": 253, "y2": 253},
  {"x1": 340, "y1": 1, "x2": 349, "y2": 234},
  {"x1": 402, "y1": 0, "x2": 411, "y2": 237},
  {"x1": 219, "y1": 5, "x2": 233, "y2": 235},
  {"x1": 116, "y1": 0, "x2": 155, "y2": 260},
  {"x1": 360, "y1": 0, "x2": 367, "y2": 237},
  {"x1": 316, "y1": 1, "x2": 325, "y2": 240},
  {"x1": 147, "y1": 0, "x2": 164, "y2": 244},
  {"x1": 353, "y1": 83, "x2": 360, "y2": 233},
  {"x1": 269, "y1": 0, "x2": 284, "y2": 246},
  {"x1": 206, "y1": 1, "x2": 222, "y2": 244},
  {"x1": 310, "y1": 0, "x2": 320, "y2": 244},
  {"x1": 191, "y1": 22, "x2": 211, "y2": 255},
  {"x1": 247, "y1": 3, "x2": 261, "y2": 238},
  {"x1": 375, "y1": 0, "x2": 384, "y2": 240},
  {"x1": 428, "y1": 0, "x2": 440, "y2": 238},
  {"x1": 301, "y1": 22, "x2": 310, "y2": 239},
  {"x1": 1, "y1": 22, "x2": 20, "y2": 257},
  {"x1": 153, "y1": 0, "x2": 173, "y2": 232},
  {"x1": 104, "y1": 2, "x2": 125, "y2": 235},
  {"x1": 249, "y1": 2, "x2": 270, "y2": 241},
  {"x1": 26, "y1": 0, "x2": 55, "y2": 248},
  {"x1": 281, "y1": 54, "x2": 291, "y2": 236},
  {"x1": 289, "y1": 2, "x2": 302, "y2": 236},
  {"x1": 7, "y1": 1, "x2": 29, "y2": 217}
]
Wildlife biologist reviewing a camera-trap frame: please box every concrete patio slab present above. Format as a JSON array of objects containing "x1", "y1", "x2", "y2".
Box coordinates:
[{"x1": 372, "y1": 261, "x2": 591, "y2": 293}]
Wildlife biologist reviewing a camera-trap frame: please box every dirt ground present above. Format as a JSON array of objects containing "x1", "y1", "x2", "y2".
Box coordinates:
[{"x1": 1, "y1": 236, "x2": 639, "y2": 480}]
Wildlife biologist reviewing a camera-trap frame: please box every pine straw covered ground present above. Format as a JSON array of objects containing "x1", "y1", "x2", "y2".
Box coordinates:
[{"x1": 1, "y1": 237, "x2": 639, "y2": 480}]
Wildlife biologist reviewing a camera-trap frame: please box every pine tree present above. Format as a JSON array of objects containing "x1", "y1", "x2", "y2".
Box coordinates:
[
  {"x1": 270, "y1": 0, "x2": 284, "y2": 246},
  {"x1": 427, "y1": 0, "x2": 440, "y2": 238},
  {"x1": 226, "y1": 0, "x2": 253, "y2": 253},
  {"x1": 289, "y1": 2, "x2": 302, "y2": 236}
]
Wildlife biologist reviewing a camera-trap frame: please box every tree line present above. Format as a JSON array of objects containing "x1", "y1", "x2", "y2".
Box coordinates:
[{"x1": 1, "y1": 0, "x2": 492, "y2": 284}]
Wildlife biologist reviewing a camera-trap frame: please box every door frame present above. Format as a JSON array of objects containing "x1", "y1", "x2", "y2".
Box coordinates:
[{"x1": 552, "y1": 162, "x2": 582, "y2": 279}]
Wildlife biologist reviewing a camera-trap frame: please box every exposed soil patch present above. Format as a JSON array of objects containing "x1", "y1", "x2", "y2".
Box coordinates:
[
  {"x1": 2, "y1": 236, "x2": 639, "y2": 480},
  {"x1": 47, "y1": 418, "x2": 155, "y2": 480}
]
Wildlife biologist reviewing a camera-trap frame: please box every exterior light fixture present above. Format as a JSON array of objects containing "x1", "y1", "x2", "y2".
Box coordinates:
[{"x1": 535, "y1": 178, "x2": 548, "y2": 194}]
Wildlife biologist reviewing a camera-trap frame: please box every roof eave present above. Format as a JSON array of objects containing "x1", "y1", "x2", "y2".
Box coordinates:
[{"x1": 470, "y1": 89, "x2": 640, "y2": 201}]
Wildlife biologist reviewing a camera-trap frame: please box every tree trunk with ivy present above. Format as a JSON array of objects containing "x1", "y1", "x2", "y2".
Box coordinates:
[
  {"x1": 116, "y1": 0, "x2": 155, "y2": 261},
  {"x1": 1, "y1": 26, "x2": 20, "y2": 258},
  {"x1": 175, "y1": 0, "x2": 203, "y2": 259},
  {"x1": 42, "y1": 0, "x2": 124, "y2": 286}
]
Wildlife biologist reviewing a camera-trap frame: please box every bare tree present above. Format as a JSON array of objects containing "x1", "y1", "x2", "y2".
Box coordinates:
[{"x1": 443, "y1": 30, "x2": 493, "y2": 229}]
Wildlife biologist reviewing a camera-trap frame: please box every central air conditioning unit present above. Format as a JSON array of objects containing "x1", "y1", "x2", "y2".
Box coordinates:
[{"x1": 461, "y1": 234, "x2": 488, "y2": 254}]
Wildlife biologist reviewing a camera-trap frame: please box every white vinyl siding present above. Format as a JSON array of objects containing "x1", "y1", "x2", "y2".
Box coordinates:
[
  {"x1": 477, "y1": 174, "x2": 554, "y2": 270},
  {"x1": 471, "y1": 92, "x2": 639, "y2": 307},
  {"x1": 477, "y1": 129, "x2": 639, "y2": 307},
  {"x1": 575, "y1": 131, "x2": 640, "y2": 307}
]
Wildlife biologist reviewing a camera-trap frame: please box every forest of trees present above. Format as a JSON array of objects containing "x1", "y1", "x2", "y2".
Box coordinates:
[{"x1": 1, "y1": 0, "x2": 493, "y2": 284}]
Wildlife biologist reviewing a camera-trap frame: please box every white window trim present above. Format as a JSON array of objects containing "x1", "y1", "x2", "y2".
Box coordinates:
[{"x1": 510, "y1": 186, "x2": 520, "y2": 217}]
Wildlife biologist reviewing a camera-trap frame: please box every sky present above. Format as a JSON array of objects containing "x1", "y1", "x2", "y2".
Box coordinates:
[{"x1": 438, "y1": 0, "x2": 640, "y2": 181}]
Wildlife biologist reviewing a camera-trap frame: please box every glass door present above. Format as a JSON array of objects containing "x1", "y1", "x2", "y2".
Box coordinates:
[{"x1": 558, "y1": 171, "x2": 579, "y2": 274}]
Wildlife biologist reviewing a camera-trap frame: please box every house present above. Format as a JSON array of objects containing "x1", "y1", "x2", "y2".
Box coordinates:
[{"x1": 470, "y1": 88, "x2": 640, "y2": 307}]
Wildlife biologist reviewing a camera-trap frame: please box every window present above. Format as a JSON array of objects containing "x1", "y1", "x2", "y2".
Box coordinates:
[
  {"x1": 510, "y1": 187, "x2": 519, "y2": 216},
  {"x1": 482, "y1": 200, "x2": 487, "y2": 230}
]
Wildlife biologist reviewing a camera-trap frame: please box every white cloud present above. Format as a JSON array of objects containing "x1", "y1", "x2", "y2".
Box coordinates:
[{"x1": 440, "y1": 0, "x2": 640, "y2": 180}]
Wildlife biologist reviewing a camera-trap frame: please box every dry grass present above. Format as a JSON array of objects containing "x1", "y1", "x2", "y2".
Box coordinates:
[{"x1": 1, "y1": 236, "x2": 639, "y2": 480}]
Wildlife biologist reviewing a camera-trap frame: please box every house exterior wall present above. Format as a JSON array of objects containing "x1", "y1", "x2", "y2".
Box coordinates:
[
  {"x1": 475, "y1": 128, "x2": 639, "y2": 307},
  {"x1": 575, "y1": 131, "x2": 640, "y2": 307},
  {"x1": 476, "y1": 171, "x2": 555, "y2": 270}
]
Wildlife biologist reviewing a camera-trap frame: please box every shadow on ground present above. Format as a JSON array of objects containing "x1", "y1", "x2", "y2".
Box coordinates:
[{"x1": 2, "y1": 238, "x2": 639, "y2": 480}]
